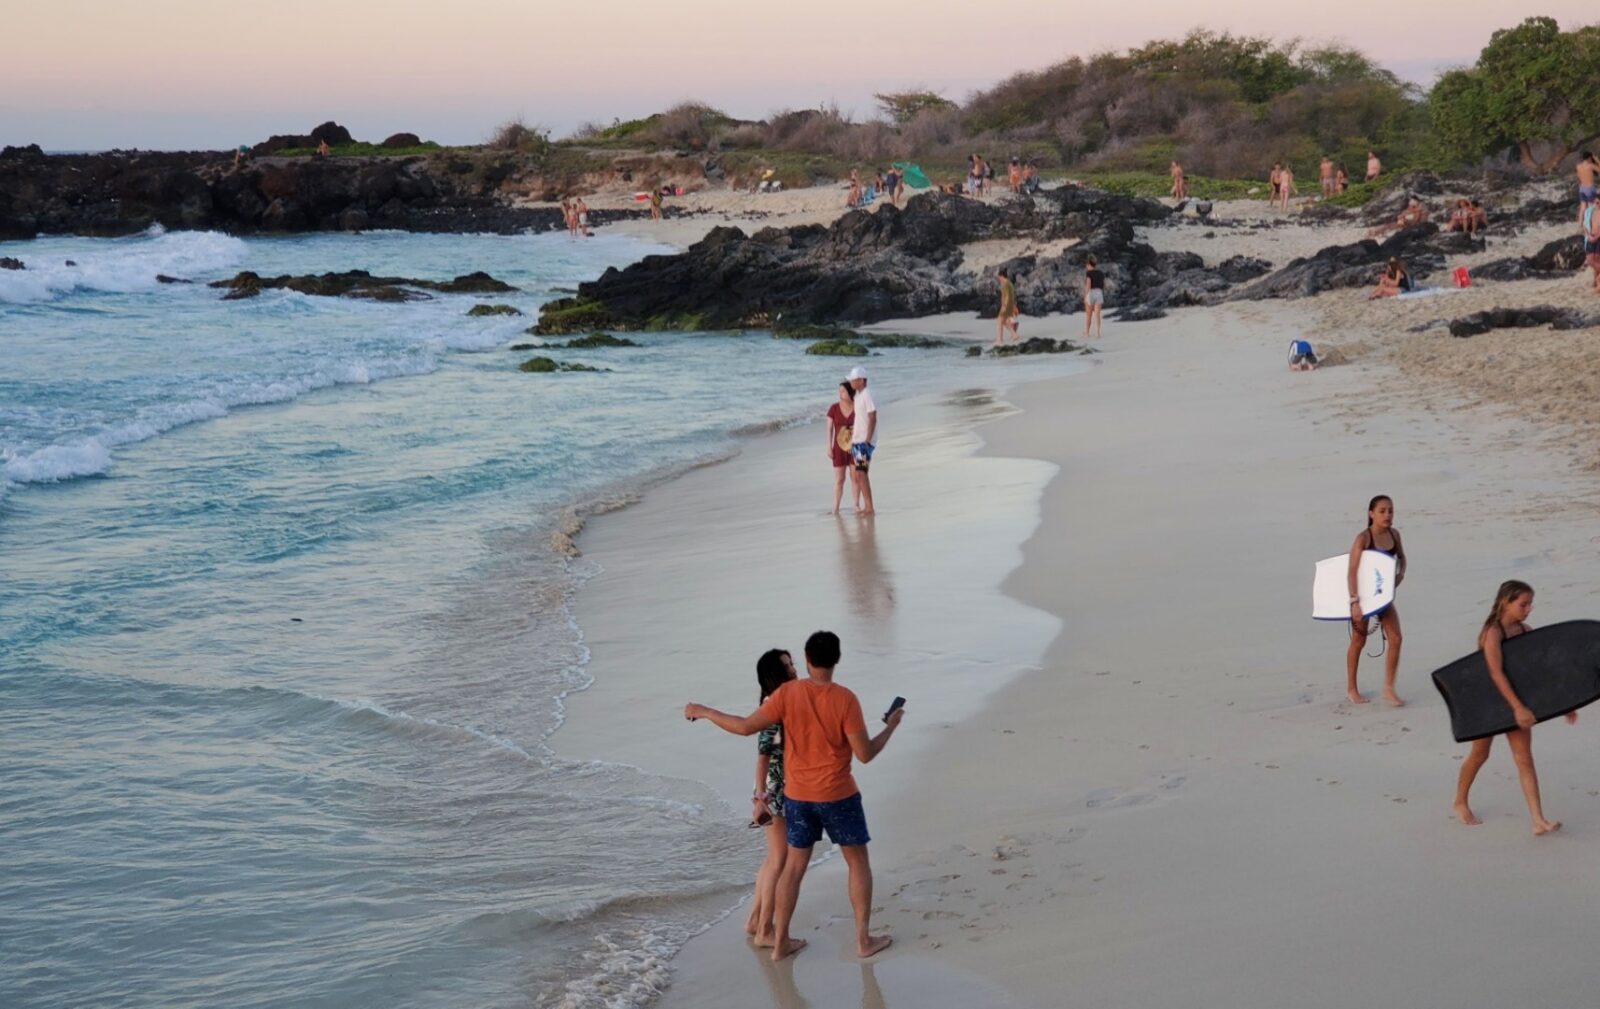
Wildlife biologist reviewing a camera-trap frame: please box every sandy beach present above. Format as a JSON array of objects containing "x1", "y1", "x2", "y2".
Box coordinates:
[{"x1": 550, "y1": 189, "x2": 1600, "y2": 1007}]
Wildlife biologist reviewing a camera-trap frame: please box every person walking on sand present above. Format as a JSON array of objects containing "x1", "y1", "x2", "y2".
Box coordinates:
[
  {"x1": 1320, "y1": 156, "x2": 1335, "y2": 197},
  {"x1": 1268, "y1": 163, "x2": 1282, "y2": 204},
  {"x1": 1452, "y1": 581, "x2": 1574, "y2": 835},
  {"x1": 649, "y1": 188, "x2": 663, "y2": 222},
  {"x1": 847, "y1": 367, "x2": 877, "y2": 515},
  {"x1": 745, "y1": 649, "x2": 797, "y2": 944},
  {"x1": 1083, "y1": 255, "x2": 1105, "y2": 339},
  {"x1": 1169, "y1": 160, "x2": 1186, "y2": 202},
  {"x1": 826, "y1": 381, "x2": 857, "y2": 515},
  {"x1": 995, "y1": 268, "x2": 1020, "y2": 347},
  {"x1": 1345, "y1": 494, "x2": 1406, "y2": 706},
  {"x1": 1276, "y1": 165, "x2": 1295, "y2": 211},
  {"x1": 684, "y1": 630, "x2": 904, "y2": 961},
  {"x1": 1365, "y1": 150, "x2": 1381, "y2": 182}
]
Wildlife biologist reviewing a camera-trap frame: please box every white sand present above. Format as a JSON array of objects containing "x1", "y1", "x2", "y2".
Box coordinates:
[{"x1": 537, "y1": 180, "x2": 1600, "y2": 1006}]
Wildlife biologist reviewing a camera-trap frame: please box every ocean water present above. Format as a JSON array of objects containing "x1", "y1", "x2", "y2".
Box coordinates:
[{"x1": 0, "y1": 226, "x2": 1074, "y2": 1008}]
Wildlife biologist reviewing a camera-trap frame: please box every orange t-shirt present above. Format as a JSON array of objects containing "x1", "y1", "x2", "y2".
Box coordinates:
[{"x1": 757, "y1": 678, "x2": 867, "y2": 803}]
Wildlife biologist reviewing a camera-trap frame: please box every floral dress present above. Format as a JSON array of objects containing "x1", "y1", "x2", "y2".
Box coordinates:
[{"x1": 757, "y1": 724, "x2": 785, "y2": 817}]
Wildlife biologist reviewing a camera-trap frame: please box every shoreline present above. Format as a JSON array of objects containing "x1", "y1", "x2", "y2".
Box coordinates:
[{"x1": 561, "y1": 296, "x2": 1600, "y2": 1008}]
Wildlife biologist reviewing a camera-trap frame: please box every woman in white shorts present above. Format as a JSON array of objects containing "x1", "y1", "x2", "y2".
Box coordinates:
[{"x1": 1083, "y1": 255, "x2": 1105, "y2": 340}]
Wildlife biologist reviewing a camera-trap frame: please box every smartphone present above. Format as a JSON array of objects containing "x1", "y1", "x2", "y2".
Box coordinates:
[{"x1": 883, "y1": 696, "x2": 906, "y2": 724}]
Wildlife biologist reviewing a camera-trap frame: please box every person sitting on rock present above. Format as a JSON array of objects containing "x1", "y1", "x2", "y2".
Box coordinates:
[
  {"x1": 1446, "y1": 199, "x2": 1471, "y2": 232},
  {"x1": 1021, "y1": 163, "x2": 1040, "y2": 194},
  {"x1": 1367, "y1": 199, "x2": 1428, "y2": 237},
  {"x1": 1467, "y1": 201, "x2": 1488, "y2": 236},
  {"x1": 1370, "y1": 257, "x2": 1413, "y2": 299}
]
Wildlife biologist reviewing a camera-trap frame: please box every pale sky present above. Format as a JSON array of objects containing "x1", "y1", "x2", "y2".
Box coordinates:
[{"x1": 0, "y1": 1, "x2": 1592, "y2": 150}]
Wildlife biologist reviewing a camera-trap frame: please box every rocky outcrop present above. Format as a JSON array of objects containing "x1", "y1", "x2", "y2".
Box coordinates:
[
  {"x1": 1473, "y1": 236, "x2": 1586, "y2": 282},
  {"x1": 519, "y1": 356, "x2": 606, "y2": 373},
  {"x1": 207, "y1": 269, "x2": 516, "y2": 301},
  {"x1": 1447, "y1": 305, "x2": 1599, "y2": 337},
  {"x1": 1227, "y1": 225, "x2": 1450, "y2": 301},
  {"x1": 535, "y1": 188, "x2": 1225, "y2": 331},
  {"x1": 382, "y1": 133, "x2": 422, "y2": 148},
  {"x1": 467, "y1": 303, "x2": 522, "y2": 316},
  {"x1": 0, "y1": 147, "x2": 646, "y2": 239},
  {"x1": 0, "y1": 256, "x2": 23, "y2": 270}
]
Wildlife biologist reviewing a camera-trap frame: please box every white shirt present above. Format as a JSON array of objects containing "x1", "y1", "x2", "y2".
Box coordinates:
[{"x1": 852, "y1": 387, "x2": 877, "y2": 445}]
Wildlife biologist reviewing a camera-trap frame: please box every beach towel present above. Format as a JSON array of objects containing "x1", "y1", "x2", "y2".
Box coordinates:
[{"x1": 1395, "y1": 287, "x2": 1467, "y2": 301}]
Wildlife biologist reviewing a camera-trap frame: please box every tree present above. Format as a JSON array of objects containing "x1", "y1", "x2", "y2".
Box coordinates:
[
  {"x1": 874, "y1": 90, "x2": 956, "y2": 126},
  {"x1": 1428, "y1": 16, "x2": 1600, "y2": 172}
]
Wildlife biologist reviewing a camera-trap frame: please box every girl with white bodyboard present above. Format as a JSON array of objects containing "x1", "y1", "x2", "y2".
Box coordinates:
[{"x1": 1346, "y1": 495, "x2": 1406, "y2": 706}]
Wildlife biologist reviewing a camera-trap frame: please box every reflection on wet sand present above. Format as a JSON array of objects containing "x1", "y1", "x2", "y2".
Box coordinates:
[
  {"x1": 754, "y1": 944, "x2": 887, "y2": 1009},
  {"x1": 836, "y1": 515, "x2": 895, "y2": 620}
]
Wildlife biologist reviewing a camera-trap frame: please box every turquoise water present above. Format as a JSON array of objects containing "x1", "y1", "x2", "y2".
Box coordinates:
[{"x1": 0, "y1": 227, "x2": 1061, "y2": 1008}]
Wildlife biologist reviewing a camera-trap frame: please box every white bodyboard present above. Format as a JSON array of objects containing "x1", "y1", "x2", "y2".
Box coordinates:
[{"x1": 1312, "y1": 549, "x2": 1397, "y2": 620}]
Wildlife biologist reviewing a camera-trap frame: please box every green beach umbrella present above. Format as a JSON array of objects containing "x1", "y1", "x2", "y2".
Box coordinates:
[{"x1": 892, "y1": 162, "x2": 932, "y2": 189}]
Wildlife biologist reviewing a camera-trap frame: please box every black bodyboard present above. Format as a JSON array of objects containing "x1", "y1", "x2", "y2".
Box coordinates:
[{"x1": 1432, "y1": 620, "x2": 1600, "y2": 743}]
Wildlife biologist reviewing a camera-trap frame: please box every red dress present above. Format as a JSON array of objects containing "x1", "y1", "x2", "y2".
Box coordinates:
[{"x1": 827, "y1": 403, "x2": 855, "y2": 468}]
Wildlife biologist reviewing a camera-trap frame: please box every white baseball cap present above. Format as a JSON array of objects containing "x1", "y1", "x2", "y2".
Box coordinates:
[{"x1": 847, "y1": 366, "x2": 868, "y2": 381}]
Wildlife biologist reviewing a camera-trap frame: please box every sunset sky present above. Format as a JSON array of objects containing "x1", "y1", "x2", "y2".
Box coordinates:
[{"x1": 1, "y1": 2, "x2": 1591, "y2": 150}]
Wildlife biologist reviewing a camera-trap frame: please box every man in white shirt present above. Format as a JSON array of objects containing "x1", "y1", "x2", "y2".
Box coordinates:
[{"x1": 847, "y1": 366, "x2": 877, "y2": 515}]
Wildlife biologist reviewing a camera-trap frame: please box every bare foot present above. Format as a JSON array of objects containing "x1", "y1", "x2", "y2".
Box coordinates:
[
  {"x1": 858, "y1": 935, "x2": 893, "y2": 959},
  {"x1": 771, "y1": 937, "x2": 808, "y2": 961},
  {"x1": 858, "y1": 509, "x2": 875, "y2": 517},
  {"x1": 752, "y1": 931, "x2": 775, "y2": 948},
  {"x1": 1381, "y1": 690, "x2": 1405, "y2": 708},
  {"x1": 1533, "y1": 818, "x2": 1563, "y2": 836},
  {"x1": 1347, "y1": 690, "x2": 1370, "y2": 704},
  {"x1": 1453, "y1": 802, "x2": 1482, "y2": 826}
]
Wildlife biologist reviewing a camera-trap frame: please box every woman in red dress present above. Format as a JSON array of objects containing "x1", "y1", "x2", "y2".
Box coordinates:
[{"x1": 826, "y1": 381, "x2": 856, "y2": 515}]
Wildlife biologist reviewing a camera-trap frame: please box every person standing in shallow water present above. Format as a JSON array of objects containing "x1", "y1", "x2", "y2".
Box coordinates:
[
  {"x1": 1452, "y1": 581, "x2": 1574, "y2": 834},
  {"x1": 847, "y1": 367, "x2": 877, "y2": 516},
  {"x1": 684, "y1": 630, "x2": 904, "y2": 961},
  {"x1": 825, "y1": 381, "x2": 856, "y2": 515},
  {"x1": 1346, "y1": 494, "x2": 1406, "y2": 706}
]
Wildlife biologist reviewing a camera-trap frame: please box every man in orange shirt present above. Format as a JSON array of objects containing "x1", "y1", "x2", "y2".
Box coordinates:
[{"x1": 684, "y1": 630, "x2": 905, "y2": 961}]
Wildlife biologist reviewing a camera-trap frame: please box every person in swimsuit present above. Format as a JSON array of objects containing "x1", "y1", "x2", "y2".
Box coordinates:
[
  {"x1": 1276, "y1": 165, "x2": 1295, "y2": 211},
  {"x1": 1268, "y1": 163, "x2": 1282, "y2": 203},
  {"x1": 1319, "y1": 156, "x2": 1334, "y2": 197},
  {"x1": 745, "y1": 648, "x2": 798, "y2": 944},
  {"x1": 1169, "y1": 160, "x2": 1186, "y2": 202},
  {"x1": 1345, "y1": 494, "x2": 1406, "y2": 705},
  {"x1": 1370, "y1": 257, "x2": 1413, "y2": 299},
  {"x1": 1335, "y1": 166, "x2": 1348, "y2": 193},
  {"x1": 1452, "y1": 581, "x2": 1574, "y2": 834},
  {"x1": 1576, "y1": 151, "x2": 1597, "y2": 208},
  {"x1": 1583, "y1": 198, "x2": 1600, "y2": 292},
  {"x1": 576, "y1": 197, "x2": 591, "y2": 237},
  {"x1": 826, "y1": 381, "x2": 857, "y2": 515},
  {"x1": 1082, "y1": 256, "x2": 1105, "y2": 340},
  {"x1": 995, "y1": 268, "x2": 1020, "y2": 347},
  {"x1": 1365, "y1": 150, "x2": 1381, "y2": 182}
]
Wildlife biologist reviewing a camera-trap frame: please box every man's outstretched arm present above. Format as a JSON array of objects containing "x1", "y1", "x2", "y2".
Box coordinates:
[{"x1": 684, "y1": 702, "x2": 776, "y2": 737}]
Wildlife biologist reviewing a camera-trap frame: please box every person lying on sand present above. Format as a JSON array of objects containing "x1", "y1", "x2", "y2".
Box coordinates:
[
  {"x1": 1345, "y1": 494, "x2": 1406, "y2": 705},
  {"x1": 1370, "y1": 257, "x2": 1413, "y2": 298},
  {"x1": 1452, "y1": 581, "x2": 1574, "y2": 835},
  {"x1": 1367, "y1": 199, "x2": 1427, "y2": 237},
  {"x1": 685, "y1": 631, "x2": 903, "y2": 961}
]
